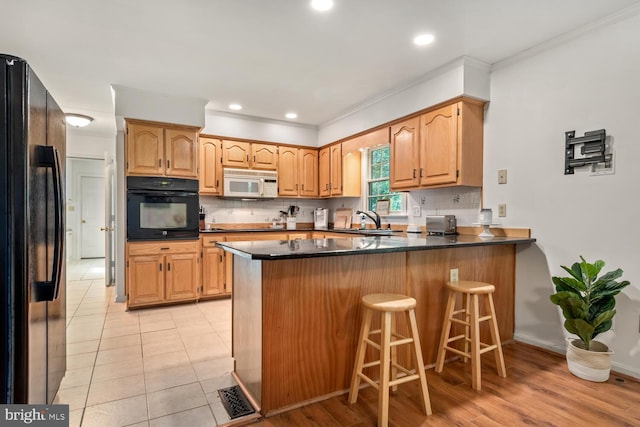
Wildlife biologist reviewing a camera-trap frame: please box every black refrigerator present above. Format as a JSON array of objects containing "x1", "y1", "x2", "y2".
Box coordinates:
[{"x1": 0, "y1": 54, "x2": 66, "y2": 404}]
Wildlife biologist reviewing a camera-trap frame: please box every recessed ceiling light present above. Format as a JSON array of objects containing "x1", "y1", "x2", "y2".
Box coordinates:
[
  {"x1": 311, "y1": 0, "x2": 333, "y2": 12},
  {"x1": 64, "y1": 113, "x2": 94, "y2": 127},
  {"x1": 229, "y1": 103, "x2": 242, "y2": 111},
  {"x1": 285, "y1": 112, "x2": 298, "y2": 119},
  {"x1": 413, "y1": 33, "x2": 435, "y2": 46}
]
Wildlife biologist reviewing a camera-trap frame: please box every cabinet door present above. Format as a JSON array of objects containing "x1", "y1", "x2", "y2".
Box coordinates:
[
  {"x1": 126, "y1": 123, "x2": 164, "y2": 176},
  {"x1": 251, "y1": 143, "x2": 278, "y2": 170},
  {"x1": 390, "y1": 117, "x2": 420, "y2": 189},
  {"x1": 278, "y1": 147, "x2": 299, "y2": 196},
  {"x1": 165, "y1": 252, "x2": 199, "y2": 301},
  {"x1": 127, "y1": 254, "x2": 164, "y2": 306},
  {"x1": 202, "y1": 246, "x2": 225, "y2": 296},
  {"x1": 330, "y1": 145, "x2": 342, "y2": 195},
  {"x1": 298, "y1": 149, "x2": 318, "y2": 197},
  {"x1": 165, "y1": 128, "x2": 198, "y2": 178},
  {"x1": 222, "y1": 140, "x2": 251, "y2": 168},
  {"x1": 419, "y1": 103, "x2": 458, "y2": 186},
  {"x1": 199, "y1": 137, "x2": 223, "y2": 195},
  {"x1": 318, "y1": 147, "x2": 331, "y2": 197}
]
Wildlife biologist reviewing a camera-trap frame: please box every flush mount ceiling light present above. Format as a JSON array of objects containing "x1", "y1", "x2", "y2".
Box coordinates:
[
  {"x1": 285, "y1": 112, "x2": 298, "y2": 119},
  {"x1": 64, "y1": 113, "x2": 94, "y2": 127},
  {"x1": 311, "y1": 0, "x2": 333, "y2": 12},
  {"x1": 229, "y1": 103, "x2": 242, "y2": 111},
  {"x1": 413, "y1": 33, "x2": 435, "y2": 46}
]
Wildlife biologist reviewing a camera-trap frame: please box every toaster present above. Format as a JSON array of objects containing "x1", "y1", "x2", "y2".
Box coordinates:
[{"x1": 426, "y1": 215, "x2": 457, "y2": 235}]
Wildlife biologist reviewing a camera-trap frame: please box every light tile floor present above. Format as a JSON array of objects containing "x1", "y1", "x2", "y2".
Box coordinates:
[{"x1": 56, "y1": 258, "x2": 237, "y2": 427}]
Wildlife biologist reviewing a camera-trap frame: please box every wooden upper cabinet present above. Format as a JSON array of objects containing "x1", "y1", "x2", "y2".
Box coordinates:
[
  {"x1": 199, "y1": 136, "x2": 223, "y2": 195},
  {"x1": 299, "y1": 149, "x2": 318, "y2": 197},
  {"x1": 390, "y1": 117, "x2": 420, "y2": 190},
  {"x1": 419, "y1": 103, "x2": 458, "y2": 186},
  {"x1": 251, "y1": 144, "x2": 278, "y2": 170},
  {"x1": 329, "y1": 144, "x2": 342, "y2": 195},
  {"x1": 165, "y1": 128, "x2": 198, "y2": 178},
  {"x1": 278, "y1": 146, "x2": 299, "y2": 196},
  {"x1": 277, "y1": 147, "x2": 318, "y2": 198},
  {"x1": 222, "y1": 140, "x2": 277, "y2": 170},
  {"x1": 417, "y1": 99, "x2": 483, "y2": 188},
  {"x1": 126, "y1": 123, "x2": 164, "y2": 176},
  {"x1": 318, "y1": 147, "x2": 330, "y2": 197},
  {"x1": 222, "y1": 140, "x2": 251, "y2": 168},
  {"x1": 126, "y1": 120, "x2": 199, "y2": 178}
]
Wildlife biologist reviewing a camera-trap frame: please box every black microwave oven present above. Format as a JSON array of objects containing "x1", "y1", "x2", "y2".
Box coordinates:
[{"x1": 127, "y1": 177, "x2": 199, "y2": 241}]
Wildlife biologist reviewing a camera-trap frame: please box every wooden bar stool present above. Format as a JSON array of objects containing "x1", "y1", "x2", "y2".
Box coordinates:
[
  {"x1": 349, "y1": 293, "x2": 432, "y2": 427},
  {"x1": 435, "y1": 281, "x2": 506, "y2": 390}
]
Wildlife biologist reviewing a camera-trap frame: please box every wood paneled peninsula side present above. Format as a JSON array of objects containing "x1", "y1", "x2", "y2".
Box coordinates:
[{"x1": 218, "y1": 233, "x2": 535, "y2": 416}]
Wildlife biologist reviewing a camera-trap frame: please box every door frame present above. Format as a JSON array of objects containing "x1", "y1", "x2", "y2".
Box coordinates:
[{"x1": 77, "y1": 173, "x2": 105, "y2": 259}]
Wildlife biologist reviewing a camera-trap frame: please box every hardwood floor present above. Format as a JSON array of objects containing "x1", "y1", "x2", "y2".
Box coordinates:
[{"x1": 250, "y1": 342, "x2": 640, "y2": 426}]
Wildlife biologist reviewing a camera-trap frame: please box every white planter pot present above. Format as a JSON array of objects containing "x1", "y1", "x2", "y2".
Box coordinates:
[{"x1": 566, "y1": 339, "x2": 612, "y2": 382}]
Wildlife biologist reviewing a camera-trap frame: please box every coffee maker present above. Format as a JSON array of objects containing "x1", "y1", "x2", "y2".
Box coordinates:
[{"x1": 313, "y1": 208, "x2": 328, "y2": 230}]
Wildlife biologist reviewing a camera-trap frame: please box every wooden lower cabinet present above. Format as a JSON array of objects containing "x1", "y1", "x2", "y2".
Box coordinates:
[
  {"x1": 126, "y1": 240, "x2": 199, "y2": 308},
  {"x1": 201, "y1": 236, "x2": 230, "y2": 298}
]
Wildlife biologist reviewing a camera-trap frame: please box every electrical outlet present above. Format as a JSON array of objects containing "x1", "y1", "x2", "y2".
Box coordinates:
[
  {"x1": 498, "y1": 204, "x2": 507, "y2": 217},
  {"x1": 498, "y1": 169, "x2": 507, "y2": 184},
  {"x1": 449, "y1": 268, "x2": 459, "y2": 282},
  {"x1": 412, "y1": 205, "x2": 421, "y2": 216}
]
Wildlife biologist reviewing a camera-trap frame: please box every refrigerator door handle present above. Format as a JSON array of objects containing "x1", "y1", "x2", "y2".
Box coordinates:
[{"x1": 32, "y1": 145, "x2": 64, "y2": 302}]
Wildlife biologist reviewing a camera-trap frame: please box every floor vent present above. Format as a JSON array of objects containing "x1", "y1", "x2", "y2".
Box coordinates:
[{"x1": 218, "y1": 385, "x2": 255, "y2": 419}]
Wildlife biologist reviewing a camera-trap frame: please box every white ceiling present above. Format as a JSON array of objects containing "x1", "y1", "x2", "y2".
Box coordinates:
[{"x1": 2, "y1": 0, "x2": 640, "y2": 137}]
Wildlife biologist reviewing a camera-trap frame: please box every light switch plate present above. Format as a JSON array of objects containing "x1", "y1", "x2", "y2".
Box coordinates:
[
  {"x1": 412, "y1": 206, "x2": 421, "y2": 216},
  {"x1": 498, "y1": 204, "x2": 507, "y2": 217},
  {"x1": 498, "y1": 169, "x2": 507, "y2": 184}
]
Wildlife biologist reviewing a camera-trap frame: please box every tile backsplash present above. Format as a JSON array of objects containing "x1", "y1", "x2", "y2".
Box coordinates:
[{"x1": 200, "y1": 186, "x2": 482, "y2": 227}]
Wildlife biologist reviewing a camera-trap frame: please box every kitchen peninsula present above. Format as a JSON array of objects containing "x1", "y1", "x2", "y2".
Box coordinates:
[{"x1": 218, "y1": 233, "x2": 535, "y2": 416}]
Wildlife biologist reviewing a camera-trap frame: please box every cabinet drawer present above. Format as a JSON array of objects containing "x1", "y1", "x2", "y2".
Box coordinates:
[
  {"x1": 201, "y1": 235, "x2": 225, "y2": 247},
  {"x1": 127, "y1": 240, "x2": 199, "y2": 255}
]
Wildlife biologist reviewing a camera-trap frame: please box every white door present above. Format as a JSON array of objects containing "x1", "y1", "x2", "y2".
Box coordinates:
[
  {"x1": 80, "y1": 176, "x2": 105, "y2": 258},
  {"x1": 104, "y1": 154, "x2": 115, "y2": 285}
]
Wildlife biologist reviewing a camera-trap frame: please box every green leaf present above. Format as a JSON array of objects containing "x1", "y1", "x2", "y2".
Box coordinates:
[
  {"x1": 573, "y1": 319, "x2": 595, "y2": 349},
  {"x1": 552, "y1": 276, "x2": 585, "y2": 293}
]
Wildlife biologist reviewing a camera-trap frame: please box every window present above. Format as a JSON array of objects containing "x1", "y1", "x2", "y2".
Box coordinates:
[{"x1": 366, "y1": 146, "x2": 406, "y2": 214}]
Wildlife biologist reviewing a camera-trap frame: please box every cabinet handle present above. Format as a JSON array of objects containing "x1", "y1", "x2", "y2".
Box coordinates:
[
  {"x1": 413, "y1": 169, "x2": 417, "y2": 178},
  {"x1": 160, "y1": 247, "x2": 170, "y2": 250},
  {"x1": 159, "y1": 263, "x2": 162, "y2": 272},
  {"x1": 219, "y1": 255, "x2": 222, "y2": 262},
  {"x1": 208, "y1": 240, "x2": 216, "y2": 244},
  {"x1": 167, "y1": 160, "x2": 170, "y2": 169},
  {"x1": 216, "y1": 179, "x2": 219, "y2": 187},
  {"x1": 158, "y1": 159, "x2": 162, "y2": 167},
  {"x1": 253, "y1": 155, "x2": 256, "y2": 162},
  {"x1": 296, "y1": 184, "x2": 298, "y2": 191},
  {"x1": 246, "y1": 155, "x2": 249, "y2": 162},
  {"x1": 167, "y1": 263, "x2": 171, "y2": 271},
  {"x1": 301, "y1": 184, "x2": 304, "y2": 191},
  {"x1": 420, "y1": 168, "x2": 424, "y2": 178}
]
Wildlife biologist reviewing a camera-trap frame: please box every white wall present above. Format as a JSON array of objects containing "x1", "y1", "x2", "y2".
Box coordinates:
[
  {"x1": 67, "y1": 130, "x2": 115, "y2": 159},
  {"x1": 202, "y1": 110, "x2": 318, "y2": 147},
  {"x1": 318, "y1": 57, "x2": 490, "y2": 145},
  {"x1": 484, "y1": 12, "x2": 640, "y2": 377}
]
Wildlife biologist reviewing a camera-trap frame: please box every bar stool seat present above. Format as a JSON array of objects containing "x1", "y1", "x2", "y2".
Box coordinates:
[
  {"x1": 435, "y1": 281, "x2": 506, "y2": 390},
  {"x1": 349, "y1": 293, "x2": 432, "y2": 427}
]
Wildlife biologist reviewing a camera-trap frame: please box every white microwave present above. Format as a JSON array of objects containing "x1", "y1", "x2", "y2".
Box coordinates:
[{"x1": 223, "y1": 168, "x2": 278, "y2": 199}]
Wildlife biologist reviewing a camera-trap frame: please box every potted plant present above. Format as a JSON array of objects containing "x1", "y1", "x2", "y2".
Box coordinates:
[{"x1": 550, "y1": 256, "x2": 630, "y2": 382}]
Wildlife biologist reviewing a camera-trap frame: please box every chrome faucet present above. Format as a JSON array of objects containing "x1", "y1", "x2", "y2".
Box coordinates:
[{"x1": 356, "y1": 210, "x2": 381, "y2": 229}]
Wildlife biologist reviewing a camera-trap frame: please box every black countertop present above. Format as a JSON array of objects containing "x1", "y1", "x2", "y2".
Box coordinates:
[{"x1": 217, "y1": 234, "x2": 536, "y2": 260}]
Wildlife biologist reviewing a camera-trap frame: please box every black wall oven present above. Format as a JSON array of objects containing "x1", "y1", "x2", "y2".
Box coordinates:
[{"x1": 127, "y1": 177, "x2": 199, "y2": 241}]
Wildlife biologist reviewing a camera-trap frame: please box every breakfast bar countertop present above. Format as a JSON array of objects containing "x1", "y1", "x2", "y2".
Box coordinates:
[{"x1": 217, "y1": 234, "x2": 536, "y2": 260}]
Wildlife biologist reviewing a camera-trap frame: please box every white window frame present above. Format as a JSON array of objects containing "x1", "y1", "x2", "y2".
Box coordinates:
[{"x1": 362, "y1": 146, "x2": 407, "y2": 217}]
